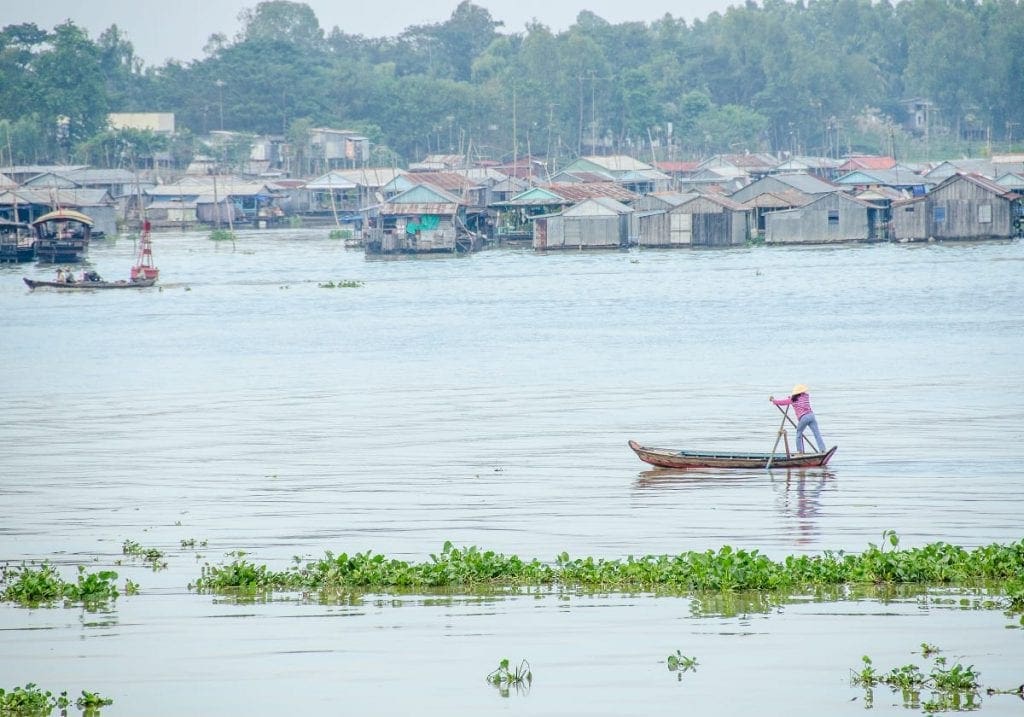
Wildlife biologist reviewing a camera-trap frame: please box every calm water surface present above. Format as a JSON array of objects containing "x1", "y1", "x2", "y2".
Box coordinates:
[{"x1": 1, "y1": 230, "x2": 1022, "y2": 715}]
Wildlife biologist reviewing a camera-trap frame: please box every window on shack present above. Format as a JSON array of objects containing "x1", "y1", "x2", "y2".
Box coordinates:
[
  {"x1": 933, "y1": 206, "x2": 946, "y2": 222},
  {"x1": 827, "y1": 210, "x2": 839, "y2": 225},
  {"x1": 978, "y1": 204, "x2": 992, "y2": 223}
]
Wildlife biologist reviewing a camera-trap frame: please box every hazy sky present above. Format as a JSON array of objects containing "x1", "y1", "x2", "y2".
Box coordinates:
[{"x1": 11, "y1": 0, "x2": 741, "y2": 66}]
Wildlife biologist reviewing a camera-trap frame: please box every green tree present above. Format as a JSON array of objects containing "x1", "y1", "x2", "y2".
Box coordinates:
[
  {"x1": 32, "y1": 21, "x2": 109, "y2": 158},
  {"x1": 237, "y1": 1, "x2": 325, "y2": 53}
]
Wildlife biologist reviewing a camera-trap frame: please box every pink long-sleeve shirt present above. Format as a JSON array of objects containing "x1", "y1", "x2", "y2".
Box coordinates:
[{"x1": 772, "y1": 393, "x2": 813, "y2": 418}]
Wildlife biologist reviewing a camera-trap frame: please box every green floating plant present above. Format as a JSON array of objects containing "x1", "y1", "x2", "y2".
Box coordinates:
[
  {"x1": 850, "y1": 647, "x2": 995, "y2": 713},
  {"x1": 487, "y1": 658, "x2": 531, "y2": 697},
  {"x1": 0, "y1": 684, "x2": 112, "y2": 715},
  {"x1": 667, "y1": 650, "x2": 698, "y2": 673},
  {"x1": 191, "y1": 535, "x2": 1024, "y2": 596},
  {"x1": 0, "y1": 563, "x2": 119, "y2": 608}
]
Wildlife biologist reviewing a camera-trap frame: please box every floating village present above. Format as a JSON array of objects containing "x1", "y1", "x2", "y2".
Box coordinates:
[{"x1": 2, "y1": 116, "x2": 1023, "y2": 266}]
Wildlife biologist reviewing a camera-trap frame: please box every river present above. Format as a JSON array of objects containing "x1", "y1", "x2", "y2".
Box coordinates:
[{"x1": 1, "y1": 230, "x2": 1022, "y2": 715}]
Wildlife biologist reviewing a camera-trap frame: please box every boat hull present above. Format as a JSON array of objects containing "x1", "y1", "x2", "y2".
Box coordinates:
[
  {"x1": 628, "y1": 439, "x2": 837, "y2": 470},
  {"x1": 24, "y1": 277, "x2": 157, "y2": 290}
]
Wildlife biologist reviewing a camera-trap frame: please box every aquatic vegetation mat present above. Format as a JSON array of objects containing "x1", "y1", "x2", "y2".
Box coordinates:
[
  {"x1": 851, "y1": 646, "x2": 1024, "y2": 712},
  {"x1": 0, "y1": 683, "x2": 112, "y2": 715},
  {"x1": 0, "y1": 563, "x2": 120, "y2": 609},
  {"x1": 191, "y1": 536, "x2": 1024, "y2": 599}
]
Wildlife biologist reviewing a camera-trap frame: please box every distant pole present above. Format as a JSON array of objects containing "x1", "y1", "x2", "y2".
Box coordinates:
[{"x1": 215, "y1": 80, "x2": 225, "y2": 130}]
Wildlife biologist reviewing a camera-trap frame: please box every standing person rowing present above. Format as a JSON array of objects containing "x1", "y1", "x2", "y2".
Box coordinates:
[{"x1": 770, "y1": 384, "x2": 826, "y2": 454}]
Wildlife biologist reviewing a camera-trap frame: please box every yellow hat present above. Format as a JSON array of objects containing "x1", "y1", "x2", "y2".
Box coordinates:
[{"x1": 791, "y1": 384, "x2": 809, "y2": 395}]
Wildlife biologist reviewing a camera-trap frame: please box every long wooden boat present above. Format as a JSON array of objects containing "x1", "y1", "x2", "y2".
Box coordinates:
[
  {"x1": 628, "y1": 439, "x2": 837, "y2": 470},
  {"x1": 24, "y1": 277, "x2": 157, "y2": 290}
]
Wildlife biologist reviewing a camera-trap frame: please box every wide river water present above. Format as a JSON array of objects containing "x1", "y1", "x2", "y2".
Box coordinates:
[{"x1": 1, "y1": 230, "x2": 1022, "y2": 715}]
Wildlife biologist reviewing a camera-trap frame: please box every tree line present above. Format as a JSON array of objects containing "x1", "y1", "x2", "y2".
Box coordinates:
[{"x1": 1, "y1": 0, "x2": 1022, "y2": 171}]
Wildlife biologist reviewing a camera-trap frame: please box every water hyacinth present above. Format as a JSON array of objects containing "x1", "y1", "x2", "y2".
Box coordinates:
[
  {"x1": 0, "y1": 563, "x2": 119, "y2": 608},
  {"x1": 192, "y1": 536, "x2": 1024, "y2": 597}
]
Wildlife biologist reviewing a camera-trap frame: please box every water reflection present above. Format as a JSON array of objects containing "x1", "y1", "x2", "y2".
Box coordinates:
[
  {"x1": 769, "y1": 469, "x2": 836, "y2": 545},
  {"x1": 632, "y1": 467, "x2": 763, "y2": 487}
]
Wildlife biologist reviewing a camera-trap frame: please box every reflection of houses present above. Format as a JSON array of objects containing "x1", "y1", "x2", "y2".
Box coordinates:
[
  {"x1": 765, "y1": 192, "x2": 881, "y2": 244},
  {"x1": 492, "y1": 183, "x2": 637, "y2": 241},
  {"x1": 365, "y1": 183, "x2": 481, "y2": 254},
  {"x1": 891, "y1": 173, "x2": 1023, "y2": 242},
  {"x1": 633, "y1": 193, "x2": 749, "y2": 247},
  {"x1": 533, "y1": 197, "x2": 633, "y2": 250}
]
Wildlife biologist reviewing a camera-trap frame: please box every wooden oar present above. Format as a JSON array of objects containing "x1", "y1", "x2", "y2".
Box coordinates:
[
  {"x1": 766, "y1": 405, "x2": 791, "y2": 469},
  {"x1": 774, "y1": 402, "x2": 800, "y2": 430}
]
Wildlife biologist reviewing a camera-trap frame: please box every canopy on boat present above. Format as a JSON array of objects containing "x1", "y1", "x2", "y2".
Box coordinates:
[{"x1": 31, "y1": 209, "x2": 94, "y2": 226}]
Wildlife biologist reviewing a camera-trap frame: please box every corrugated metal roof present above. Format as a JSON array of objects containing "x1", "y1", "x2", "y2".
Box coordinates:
[
  {"x1": 741, "y1": 191, "x2": 814, "y2": 209},
  {"x1": 551, "y1": 170, "x2": 615, "y2": 183},
  {"x1": 839, "y1": 155, "x2": 896, "y2": 171},
  {"x1": 774, "y1": 173, "x2": 837, "y2": 194},
  {"x1": 410, "y1": 172, "x2": 479, "y2": 192},
  {"x1": 679, "y1": 193, "x2": 749, "y2": 212},
  {"x1": 562, "y1": 197, "x2": 633, "y2": 217},
  {"x1": 575, "y1": 155, "x2": 654, "y2": 172},
  {"x1": 380, "y1": 202, "x2": 458, "y2": 215},
  {"x1": 0, "y1": 188, "x2": 112, "y2": 206},
  {"x1": 542, "y1": 182, "x2": 638, "y2": 202},
  {"x1": 325, "y1": 167, "x2": 406, "y2": 188},
  {"x1": 63, "y1": 168, "x2": 136, "y2": 183},
  {"x1": 655, "y1": 161, "x2": 700, "y2": 173}
]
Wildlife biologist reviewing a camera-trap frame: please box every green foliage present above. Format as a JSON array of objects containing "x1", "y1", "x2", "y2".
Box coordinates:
[
  {"x1": 191, "y1": 535, "x2": 1024, "y2": 599},
  {"x1": 4, "y1": 1, "x2": 1023, "y2": 165},
  {"x1": 208, "y1": 229, "x2": 236, "y2": 242},
  {"x1": 3, "y1": 565, "x2": 114, "y2": 607},
  {"x1": 666, "y1": 650, "x2": 698, "y2": 673},
  {"x1": 0, "y1": 563, "x2": 119, "y2": 608},
  {"x1": 0, "y1": 684, "x2": 63, "y2": 716},
  {"x1": 851, "y1": 648, "x2": 983, "y2": 713},
  {"x1": 487, "y1": 658, "x2": 531, "y2": 697},
  {"x1": 122, "y1": 539, "x2": 168, "y2": 570},
  {"x1": 0, "y1": 684, "x2": 112, "y2": 716},
  {"x1": 327, "y1": 229, "x2": 352, "y2": 240},
  {"x1": 75, "y1": 690, "x2": 113, "y2": 709}
]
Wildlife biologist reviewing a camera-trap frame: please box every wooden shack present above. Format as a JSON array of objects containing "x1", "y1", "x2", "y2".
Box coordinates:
[
  {"x1": 916, "y1": 173, "x2": 1021, "y2": 241},
  {"x1": 765, "y1": 192, "x2": 879, "y2": 244},
  {"x1": 661, "y1": 194, "x2": 750, "y2": 247},
  {"x1": 889, "y1": 197, "x2": 927, "y2": 242},
  {"x1": 366, "y1": 183, "x2": 480, "y2": 254},
  {"x1": 533, "y1": 197, "x2": 632, "y2": 250}
]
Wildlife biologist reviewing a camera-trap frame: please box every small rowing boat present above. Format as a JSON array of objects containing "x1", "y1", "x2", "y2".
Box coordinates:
[
  {"x1": 24, "y1": 277, "x2": 157, "y2": 290},
  {"x1": 628, "y1": 439, "x2": 837, "y2": 470}
]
